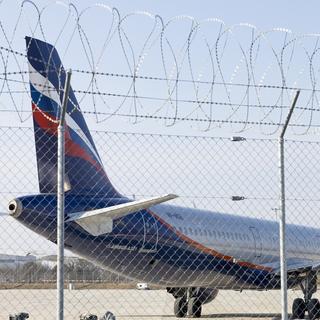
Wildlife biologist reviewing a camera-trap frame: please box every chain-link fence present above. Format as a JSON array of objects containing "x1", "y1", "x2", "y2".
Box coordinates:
[
  {"x1": 0, "y1": 126, "x2": 319, "y2": 319},
  {"x1": 1, "y1": 2, "x2": 320, "y2": 319}
]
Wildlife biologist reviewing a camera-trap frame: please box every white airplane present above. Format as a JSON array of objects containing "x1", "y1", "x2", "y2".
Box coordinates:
[{"x1": 7, "y1": 36, "x2": 320, "y2": 319}]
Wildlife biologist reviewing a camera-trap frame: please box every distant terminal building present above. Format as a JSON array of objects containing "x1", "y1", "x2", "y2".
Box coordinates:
[
  {"x1": 0, "y1": 253, "x2": 80, "y2": 269},
  {"x1": 0, "y1": 253, "x2": 130, "y2": 284},
  {"x1": 0, "y1": 254, "x2": 36, "y2": 268},
  {"x1": 37, "y1": 255, "x2": 80, "y2": 268}
]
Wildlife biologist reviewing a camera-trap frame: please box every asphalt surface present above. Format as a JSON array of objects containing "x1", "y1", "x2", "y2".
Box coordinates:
[{"x1": 0, "y1": 288, "x2": 312, "y2": 320}]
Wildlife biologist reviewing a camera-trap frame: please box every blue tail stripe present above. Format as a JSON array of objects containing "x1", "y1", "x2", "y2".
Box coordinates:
[{"x1": 30, "y1": 84, "x2": 59, "y2": 117}]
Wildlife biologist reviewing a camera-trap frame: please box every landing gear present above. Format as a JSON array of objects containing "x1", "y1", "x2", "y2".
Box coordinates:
[
  {"x1": 173, "y1": 293, "x2": 202, "y2": 318},
  {"x1": 188, "y1": 297, "x2": 202, "y2": 318},
  {"x1": 174, "y1": 297, "x2": 188, "y2": 318},
  {"x1": 292, "y1": 298, "x2": 305, "y2": 319},
  {"x1": 170, "y1": 287, "x2": 217, "y2": 318},
  {"x1": 292, "y1": 271, "x2": 319, "y2": 320},
  {"x1": 168, "y1": 287, "x2": 218, "y2": 318},
  {"x1": 308, "y1": 299, "x2": 320, "y2": 320}
]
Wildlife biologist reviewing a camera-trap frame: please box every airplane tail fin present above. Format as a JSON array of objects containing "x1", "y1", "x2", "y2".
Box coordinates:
[{"x1": 26, "y1": 37, "x2": 120, "y2": 197}]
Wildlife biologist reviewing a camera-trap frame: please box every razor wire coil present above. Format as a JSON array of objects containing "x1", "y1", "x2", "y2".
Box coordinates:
[{"x1": 0, "y1": 2, "x2": 320, "y2": 134}]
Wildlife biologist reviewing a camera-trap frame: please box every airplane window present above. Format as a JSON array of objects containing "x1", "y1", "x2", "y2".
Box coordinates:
[
  {"x1": 203, "y1": 230, "x2": 208, "y2": 237},
  {"x1": 189, "y1": 227, "x2": 193, "y2": 235},
  {"x1": 194, "y1": 229, "x2": 198, "y2": 236},
  {"x1": 212, "y1": 231, "x2": 216, "y2": 239},
  {"x1": 217, "y1": 231, "x2": 221, "y2": 238},
  {"x1": 184, "y1": 227, "x2": 188, "y2": 235},
  {"x1": 208, "y1": 230, "x2": 212, "y2": 237},
  {"x1": 199, "y1": 229, "x2": 203, "y2": 236},
  {"x1": 234, "y1": 233, "x2": 238, "y2": 240},
  {"x1": 222, "y1": 232, "x2": 226, "y2": 239}
]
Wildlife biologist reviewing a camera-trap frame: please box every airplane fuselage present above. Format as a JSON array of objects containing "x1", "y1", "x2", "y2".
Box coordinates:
[{"x1": 10, "y1": 193, "x2": 320, "y2": 290}]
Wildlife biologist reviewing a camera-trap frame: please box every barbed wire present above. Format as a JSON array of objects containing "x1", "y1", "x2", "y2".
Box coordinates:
[
  {"x1": 2, "y1": 1, "x2": 320, "y2": 134},
  {"x1": 3, "y1": 65, "x2": 320, "y2": 92},
  {"x1": 1, "y1": 80, "x2": 318, "y2": 112}
]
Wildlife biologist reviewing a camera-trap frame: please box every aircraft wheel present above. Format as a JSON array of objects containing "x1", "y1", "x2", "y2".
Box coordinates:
[
  {"x1": 188, "y1": 297, "x2": 202, "y2": 318},
  {"x1": 292, "y1": 298, "x2": 305, "y2": 319},
  {"x1": 308, "y1": 298, "x2": 320, "y2": 320},
  {"x1": 174, "y1": 297, "x2": 187, "y2": 318}
]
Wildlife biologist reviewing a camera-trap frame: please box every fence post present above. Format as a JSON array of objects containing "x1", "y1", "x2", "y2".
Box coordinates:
[
  {"x1": 57, "y1": 69, "x2": 72, "y2": 320},
  {"x1": 279, "y1": 90, "x2": 300, "y2": 320}
]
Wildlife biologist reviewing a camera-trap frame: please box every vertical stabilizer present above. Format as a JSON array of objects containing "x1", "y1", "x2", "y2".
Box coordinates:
[{"x1": 26, "y1": 36, "x2": 120, "y2": 197}]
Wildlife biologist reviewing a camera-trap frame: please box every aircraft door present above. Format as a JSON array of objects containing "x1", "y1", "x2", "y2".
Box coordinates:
[
  {"x1": 142, "y1": 213, "x2": 158, "y2": 252},
  {"x1": 249, "y1": 226, "x2": 262, "y2": 258}
]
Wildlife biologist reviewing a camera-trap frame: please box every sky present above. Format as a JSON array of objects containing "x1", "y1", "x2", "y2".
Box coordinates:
[
  {"x1": 1, "y1": 0, "x2": 320, "y2": 256},
  {"x1": 1, "y1": 0, "x2": 320, "y2": 136},
  {"x1": 112, "y1": 0, "x2": 320, "y2": 35},
  {"x1": 4, "y1": 0, "x2": 317, "y2": 33}
]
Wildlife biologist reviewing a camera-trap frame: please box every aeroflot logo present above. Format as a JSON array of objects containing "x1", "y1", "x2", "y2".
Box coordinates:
[{"x1": 165, "y1": 212, "x2": 183, "y2": 220}]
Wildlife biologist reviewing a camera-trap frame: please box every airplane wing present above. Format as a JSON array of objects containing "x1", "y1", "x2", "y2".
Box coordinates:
[
  {"x1": 66, "y1": 194, "x2": 178, "y2": 236},
  {"x1": 264, "y1": 259, "x2": 320, "y2": 275}
]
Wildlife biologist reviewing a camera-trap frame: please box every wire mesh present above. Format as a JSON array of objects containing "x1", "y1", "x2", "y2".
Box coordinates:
[
  {"x1": 0, "y1": 126, "x2": 319, "y2": 319},
  {"x1": 1, "y1": 1, "x2": 320, "y2": 320}
]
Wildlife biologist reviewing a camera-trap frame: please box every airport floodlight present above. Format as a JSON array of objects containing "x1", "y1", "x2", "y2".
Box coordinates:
[
  {"x1": 100, "y1": 311, "x2": 116, "y2": 320},
  {"x1": 230, "y1": 136, "x2": 246, "y2": 142},
  {"x1": 9, "y1": 312, "x2": 29, "y2": 320},
  {"x1": 80, "y1": 313, "x2": 98, "y2": 320}
]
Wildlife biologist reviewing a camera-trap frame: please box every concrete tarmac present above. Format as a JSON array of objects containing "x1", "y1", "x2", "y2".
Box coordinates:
[{"x1": 0, "y1": 288, "x2": 315, "y2": 320}]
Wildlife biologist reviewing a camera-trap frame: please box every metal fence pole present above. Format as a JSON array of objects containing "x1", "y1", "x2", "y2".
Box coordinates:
[
  {"x1": 57, "y1": 69, "x2": 72, "y2": 320},
  {"x1": 279, "y1": 90, "x2": 300, "y2": 320}
]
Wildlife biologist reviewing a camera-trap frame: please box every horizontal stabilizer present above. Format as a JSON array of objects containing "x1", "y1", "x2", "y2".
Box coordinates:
[{"x1": 66, "y1": 194, "x2": 178, "y2": 236}]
